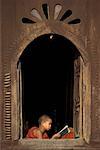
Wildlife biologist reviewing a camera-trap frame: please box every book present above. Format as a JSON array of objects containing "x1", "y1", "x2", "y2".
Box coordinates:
[{"x1": 57, "y1": 125, "x2": 70, "y2": 136}]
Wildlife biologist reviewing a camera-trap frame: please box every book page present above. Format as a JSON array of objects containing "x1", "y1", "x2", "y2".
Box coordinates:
[{"x1": 58, "y1": 125, "x2": 70, "y2": 136}]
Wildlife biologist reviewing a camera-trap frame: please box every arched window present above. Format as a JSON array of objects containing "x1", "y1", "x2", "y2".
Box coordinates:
[{"x1": 17, "y1": 34, "x2": 84, "y2": 139}]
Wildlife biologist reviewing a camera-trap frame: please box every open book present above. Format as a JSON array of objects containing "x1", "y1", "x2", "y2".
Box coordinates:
[{"x1": 57, "y1": 125, "x2": 70, "y2": 136}]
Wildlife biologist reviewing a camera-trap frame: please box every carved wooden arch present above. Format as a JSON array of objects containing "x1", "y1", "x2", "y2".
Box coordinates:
[
  {"x1": 16, "y1": 22, "x2": 88, "y2": 64},
  {"x1": 10, "y1": 21, "x2": 91, "y2": 143}
]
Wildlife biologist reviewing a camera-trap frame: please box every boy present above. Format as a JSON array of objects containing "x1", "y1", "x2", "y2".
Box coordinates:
[{"x1": 26, "y1": 114, "x2": 60, "y2": 139}]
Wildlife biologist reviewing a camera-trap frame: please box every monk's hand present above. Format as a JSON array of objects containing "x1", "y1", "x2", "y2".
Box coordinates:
[{"x1": 51, "y1": 133, "x2": 61, "y2": 139}]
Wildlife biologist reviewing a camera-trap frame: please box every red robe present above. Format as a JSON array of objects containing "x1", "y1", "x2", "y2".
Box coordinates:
[
  {"x1": 26, "y1": 127, "x2": 49, "y2": 139},
  {"x1": 61, "y1": 127, "x2": 75, "y2": 139}
]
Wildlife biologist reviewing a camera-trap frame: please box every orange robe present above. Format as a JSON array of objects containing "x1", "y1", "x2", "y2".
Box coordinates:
[
  {"x1": 61, "y1": 127, "x2": 75, "y2": 139},
  {"x1": 26, "y1": 127, "x2": 49, "y2": 139}
]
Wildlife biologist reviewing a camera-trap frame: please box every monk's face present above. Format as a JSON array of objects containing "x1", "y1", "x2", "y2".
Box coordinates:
[{"x1": 42, "y1": 119, "x2": 52, "y2": 131}]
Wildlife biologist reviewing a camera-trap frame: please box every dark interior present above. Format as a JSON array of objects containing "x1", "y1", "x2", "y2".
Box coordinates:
[{"x1": 19, "y1": 34, "x2": 80, "y2": 138}]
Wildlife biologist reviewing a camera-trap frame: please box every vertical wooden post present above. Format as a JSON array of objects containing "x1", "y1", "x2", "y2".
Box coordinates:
[{"x1": 17, "y1": 61, "x2": 23, "y2": 139}]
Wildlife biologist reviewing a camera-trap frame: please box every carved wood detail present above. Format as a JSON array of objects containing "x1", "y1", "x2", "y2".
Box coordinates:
[
  {"x1": 73, "y1": 57, "x2": 80, "y2": 136},
  {"x1": 4, "y1": 73, "x2": 11, "y2": 140}
]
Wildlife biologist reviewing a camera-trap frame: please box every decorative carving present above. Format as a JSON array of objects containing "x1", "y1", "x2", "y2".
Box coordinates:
[
  {"x1": 22, "y1": 3, "x2": 81, "y2": 25},
  {"x1": 4, "y1": 73, "x2": 11, "y2": 140},
  {"x1": 73, "y1": 57, "x2": 81, "y2": 136}
]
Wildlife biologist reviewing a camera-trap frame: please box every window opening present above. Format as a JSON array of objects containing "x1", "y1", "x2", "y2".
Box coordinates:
[
  {"x1": 60, "y1": 10, "x2": 72, "y2": 21},
  {"x1": 42, "y1": 3, "x2": 49, "y2": 19},
  {"x1": 68, "y1": 18, "x2": 81, "y2": 24},
  {"x1": 18, "y1": 34, "x2": 82, "y2": 139},
  {"x1": 22, "y1": 17, "x2": 35, "y2": 24}
]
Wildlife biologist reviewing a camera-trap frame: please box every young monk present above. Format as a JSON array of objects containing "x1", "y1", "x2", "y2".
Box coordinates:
[{"x1": 26, "y1": 114, "x2": 60, "y2": 139}]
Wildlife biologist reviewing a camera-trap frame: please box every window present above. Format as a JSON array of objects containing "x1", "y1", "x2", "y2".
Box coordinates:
[{"x1": 17, "y1": 34, "x2": 84, "y2": 139}]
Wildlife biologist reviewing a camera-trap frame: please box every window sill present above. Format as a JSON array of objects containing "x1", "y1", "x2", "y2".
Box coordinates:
[{"x1": 18, "y1": 138, "x2": 85, "y2": 149}]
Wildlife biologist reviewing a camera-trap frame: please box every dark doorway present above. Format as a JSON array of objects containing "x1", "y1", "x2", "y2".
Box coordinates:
[{"x1": 18, "y1": 34, "x2": 80, "y2": 138}]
